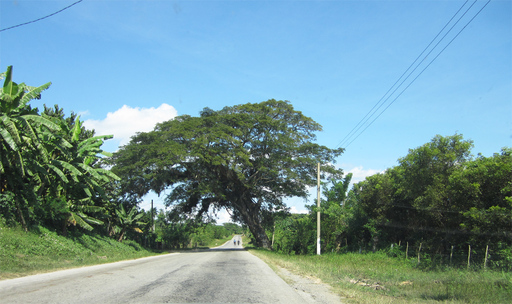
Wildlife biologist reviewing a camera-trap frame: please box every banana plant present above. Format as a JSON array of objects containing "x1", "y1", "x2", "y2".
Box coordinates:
[
  {"x1": 40, "y1": 107, "x2": 120, "y2": 234},
  {"x1": 115, "y1": 204, "x2": 145, "y2": 242},
  {"x1": 0, "y1": 66, "x2": 59, "y2": 230},
  {"x1": 0, "y1": 66, "x2": 119, "y2": 233}
]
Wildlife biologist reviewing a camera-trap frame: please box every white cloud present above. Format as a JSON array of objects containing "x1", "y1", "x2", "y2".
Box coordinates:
[
  {"x1": 83, "y1": 103, "x2": 178, "y2": 148},
  {"x1": 289, "y1": 206, "x2": 308, "y2": 214},
  {"x1": 214, "y1": 209, "x2": 233, "y2": 224},
  {"x1": 347, "y1": 166, "x2": 383, "y2": 184}
]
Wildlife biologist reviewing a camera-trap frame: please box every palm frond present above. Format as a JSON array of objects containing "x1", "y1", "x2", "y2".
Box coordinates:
[
  {"x1": 77, "y1": 212, "x2": 104, "y2": 226},
  {"x1": 68, "y1": 212, "x2": 94, "y2": 231},
  {"x1": 48, "y1": 163, "x2": 69, "y2": 183},
  {"x1": 0, "y1": 127, "x2": 18, "y2": 150},
  {"x1": 53, "y1": 159, "x2": 82, "y2": 178},
  {"x1": 0, "y1": 152, "x2": 4, "y2": 174},
  {"x1": 20, "y1": 82, "x2": 51, "y2": 106},
  {"x1": 24, "y1": 114, "x2": 60, "y2": 131},
  {"x1": 1, "y1": 66, "x2": 21, "y2": 109},
  {"x1": 80, "y1": 205, "x2": 104, "y2": 213},
  {"x1": 95, "y1": 168, "x2": 121, "y2": 181},
  {"x1": 17, "y1": 116, "x2": 49, "y2": 162},
  {"x1": 78, "y1": 163, "x2": 108, "y2": 182},
  {"x1": 77, "y1": 135, "x2": 113, "y2": 154},
  {"x1": 0, "y1": 116, "x2": 21, "y2": 148},
  {"x1": 70, "y1": 116, "x2": 81, "y2": 143}
]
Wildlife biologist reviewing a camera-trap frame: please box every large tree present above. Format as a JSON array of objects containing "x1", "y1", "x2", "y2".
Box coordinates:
[{"x1": 111, "y1": 100, "x2": 343, "y2": 249}]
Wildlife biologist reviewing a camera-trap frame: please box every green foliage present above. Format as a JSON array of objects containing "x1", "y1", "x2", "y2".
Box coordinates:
[
  {"x1": 0, "y1": 66, "x2": 119, "y2": 235},
  {"x1": 339, "y1": 134, "x2": 511, "y2": 265},
  {"x1": 151, "y1": 208, "x2": 239, "y2": 249},
  {"x1": 0, "y1": 191, "x2": 16, "y2": 225},
  {"x1": 270, "y1": 134, "x2": 511, "y2": 270},
  {"x1": 114, "y1": 204, "x2": 145, "y2": 242},
  {"x1": 272, "y1": 214, "x2": 315, "y2": 254}
]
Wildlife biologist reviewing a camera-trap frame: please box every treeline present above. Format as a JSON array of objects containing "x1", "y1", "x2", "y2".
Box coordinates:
[
  {"x1": 0, "y1": 66, "x2": 241, "y2": 249},
  {"x1": 271, "y1": 134, "x2": 512, "y2": 269},
  {"x1": 151, "y1": 210, "x2": 244, "y2": 249}
]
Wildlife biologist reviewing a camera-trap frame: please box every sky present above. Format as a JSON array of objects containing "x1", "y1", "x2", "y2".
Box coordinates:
[{"x1": 1, "y1": 0, "x2": 510, "y2": 222}]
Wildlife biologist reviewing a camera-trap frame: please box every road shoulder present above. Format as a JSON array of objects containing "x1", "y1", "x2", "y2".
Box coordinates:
[{"x1": 249, "y1": 251, "x2": 345, "y2": 304}]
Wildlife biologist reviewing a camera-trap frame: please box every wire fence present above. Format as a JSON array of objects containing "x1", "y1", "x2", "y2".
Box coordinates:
[{"x1": 371, "y1": 241, "x2": 512, "y2": 270}]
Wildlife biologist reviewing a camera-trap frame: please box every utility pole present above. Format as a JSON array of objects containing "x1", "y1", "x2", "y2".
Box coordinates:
[
  {"x1": 151, "y1": 199, "x2": 155, "y2": 232},
  {"x1": 317, "y1": 163, "x2": 321, "y2": 255}
]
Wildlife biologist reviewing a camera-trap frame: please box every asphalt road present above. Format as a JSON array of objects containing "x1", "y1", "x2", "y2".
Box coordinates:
[{"x1": 0, "y1": 235, "x2": 316, "y2": 303}]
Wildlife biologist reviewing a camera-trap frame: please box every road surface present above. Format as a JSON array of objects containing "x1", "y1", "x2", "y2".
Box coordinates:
[{"x1": 0, "y1": 235, "x2": 338, "y2": 303}]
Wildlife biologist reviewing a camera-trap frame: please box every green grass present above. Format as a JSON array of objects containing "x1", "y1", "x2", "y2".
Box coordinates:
[
  {"x1": 249, "y1": 249, "x2": 512, "y2": 304},
  {"x1": 0, "y1": 225, "x2": 162, "y2": 280}
]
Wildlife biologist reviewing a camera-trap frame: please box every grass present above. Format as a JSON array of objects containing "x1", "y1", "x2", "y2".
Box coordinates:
[
  {"x1": 249, "y1": 249, "x2": 512, "y2": 304},
  {"x1": 0, "y1": 225, "x2": 162, "y2": 280}
]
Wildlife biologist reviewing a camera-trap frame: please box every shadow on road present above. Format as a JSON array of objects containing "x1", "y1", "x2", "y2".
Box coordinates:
[
  {"x1": 167, "y1": 247, "x2": 247, "y2": 253},
  {"x1": 209, "y1": 247, "x2": 247, "y2": 251}
]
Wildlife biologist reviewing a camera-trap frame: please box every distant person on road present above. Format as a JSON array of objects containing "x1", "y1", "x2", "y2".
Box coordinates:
[{"x1": 234, "y1": 239, "x2": 236, "y2": 246}]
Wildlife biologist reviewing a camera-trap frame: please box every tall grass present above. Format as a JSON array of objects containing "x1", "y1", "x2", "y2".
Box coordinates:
[
  {"x1": 250, "y1": 250, "x2": 512, "y2": 303},
  {"x1": 0, "y1": 225, "x2": 161, "y2": 280}
]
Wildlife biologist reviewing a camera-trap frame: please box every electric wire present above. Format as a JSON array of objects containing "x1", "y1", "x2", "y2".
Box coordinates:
[
  {"x1": 335, "y1": 0, "x2": 471, "y2": 149},
  {"x1": 336, "y1": 0, "x2": 490, "y2": 149},
  {"x1": 342, "y1": 0, "x2": 491, "y2": 149},
  {"x1": 337, "y1": 0, "x2": 477, "y2": 148},
  {"x1": 342, "y1": 0, "x2": 479, "y2": 148},
  {"x1": 0, "y1": 0, "x2": 84, "y2": 32},
  {"x1": 336, "y1": 0, "x2": 476, "y2": 148}
]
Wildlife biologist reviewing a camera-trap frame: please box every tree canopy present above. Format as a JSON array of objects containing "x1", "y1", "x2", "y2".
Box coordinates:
[{"x1": 111, "y1": 99, "x2": 344, "y2": 248}]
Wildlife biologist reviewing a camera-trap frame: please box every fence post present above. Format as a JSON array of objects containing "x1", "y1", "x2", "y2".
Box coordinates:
[
  {"x1": 406, "y1": 242, "x2": 409, "y2": 259},
  {"x1": 450, "y1": 245, "x2": 454, "y2": 265},
  {"x1": 418, "y1": 242, "x2": 422, "y2": 264},
  {"x1": 467, "y1": 245, "x2": 471, "y2": 270},
  {"x1": 484, "y1": 245, "x2": 489, "y2": 269}
]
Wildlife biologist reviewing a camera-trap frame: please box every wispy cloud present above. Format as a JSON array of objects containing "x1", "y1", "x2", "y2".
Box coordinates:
[{"x1": 83, "y1": 103, "x2": 178, "y2": 149}]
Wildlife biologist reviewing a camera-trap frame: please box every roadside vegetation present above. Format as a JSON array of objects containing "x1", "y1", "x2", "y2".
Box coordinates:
[
  {"x1": 0, "y1": 66, "x2": 242, "y2": 279},
  {"x1": 246, "y1": 133, "x2": 511, "y2": 303},
  {"x1": 0, "y1": 223, "x2": 158, "y2": 280},
  {"x1": 250, "y1": 249, "x2": 511, "y2": 304}
]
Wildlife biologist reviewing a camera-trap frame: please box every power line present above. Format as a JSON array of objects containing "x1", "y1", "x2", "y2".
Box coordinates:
[
  {"x1": 336, "y1": 0, "x2": 491, "y2": 149},
  {"x1": 343, "y1": 0, "x2": 491, "y2": 149},
  {"x1": 336, "y1": 0, "x2": 474, "y2": 148},
  {"x1": 1, "y1": 0, "x2": 84, "y2": 32}
]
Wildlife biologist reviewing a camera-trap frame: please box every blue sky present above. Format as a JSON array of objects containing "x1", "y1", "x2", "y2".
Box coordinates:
[{"x1": 1, "y1": 0, "x2": 510, "y2": 221}]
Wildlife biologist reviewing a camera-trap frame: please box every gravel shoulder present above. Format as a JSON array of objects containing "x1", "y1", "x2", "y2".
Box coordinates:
[{"x1": 250, "y1": 252, "x2": 345, "y2": 304}]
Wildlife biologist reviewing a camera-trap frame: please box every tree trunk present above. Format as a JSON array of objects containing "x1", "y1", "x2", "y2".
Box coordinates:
[
  {"x1": 248, "y1": 220, "x2": 272, "y2": 249},
  {"x1": 14, "y1": 196, "x2": 28, "y2": 232},
  {"x1": 118, "y1": 228, "x2": 126, "y2": 242},
  {"x1": 62, "y1": 218, "x2": 68, "y2": 237},
  {"x1": 237, "y1": 198, "x2": 272, "y2": 250}
]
